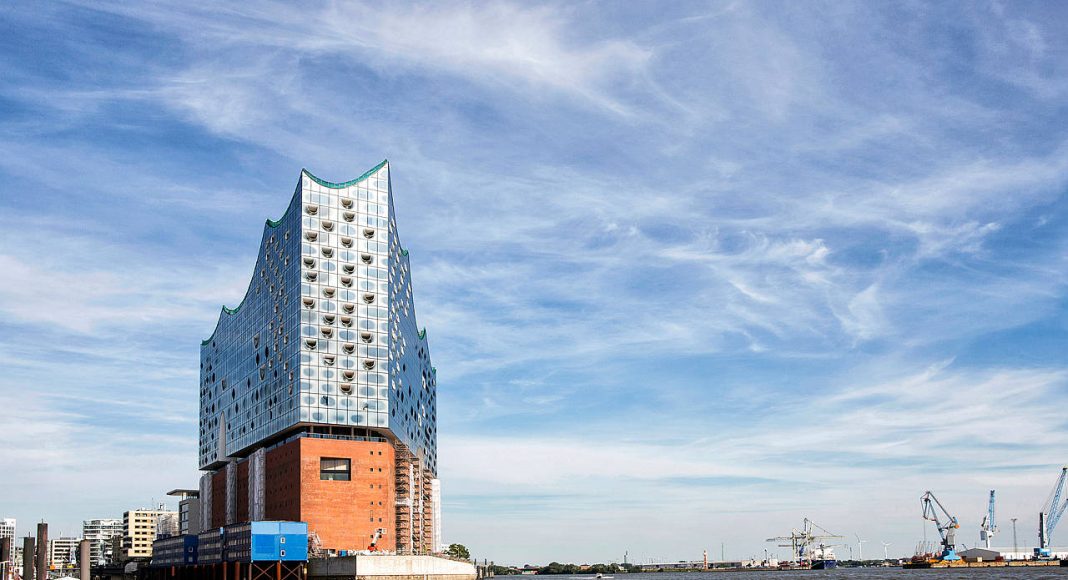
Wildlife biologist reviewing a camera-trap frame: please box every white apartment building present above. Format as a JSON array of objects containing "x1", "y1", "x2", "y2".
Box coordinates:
[
  {"x1": 0, "y1": 519, "x2": 14, "y2": 543},
  {"x1": 82, "y1": 519, "x2": 122, "y2": 566},
  {"x1": 48, "y1": 537, "x2": 79, "y2": 568}
]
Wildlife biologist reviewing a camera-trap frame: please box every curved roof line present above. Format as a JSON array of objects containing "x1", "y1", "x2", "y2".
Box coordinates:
[
  {"x1": 302, "y1": 159, "x2": 388, "y2": 189},
  {"x1": 201, "y1": 160, "x2": 391, "y2": 347}
]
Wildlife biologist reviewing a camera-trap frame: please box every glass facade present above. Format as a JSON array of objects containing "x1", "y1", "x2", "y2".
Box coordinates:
[{"x1": 199, "y1": 162, "x2": 437, "y2": 474}]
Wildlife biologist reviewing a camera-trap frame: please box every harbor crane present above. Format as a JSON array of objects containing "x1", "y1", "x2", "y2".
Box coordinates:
[
  {"x1": 921, "y1": 491, "x2": 961, "y2": 561},
  {"x1": 1038, "y1": 466, "x2": 1068, "y2": 559},
  {"x1": 980, "y1": 489, "x2": 997, "y2": 549},
  {"x1": 767, "y1": 518, "x2": 842, "y2": 565}
]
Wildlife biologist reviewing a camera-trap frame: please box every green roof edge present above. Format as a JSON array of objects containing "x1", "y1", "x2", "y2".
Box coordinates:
[{"x1": 302, "y1": 159, "x2": 388, "y2": 189}]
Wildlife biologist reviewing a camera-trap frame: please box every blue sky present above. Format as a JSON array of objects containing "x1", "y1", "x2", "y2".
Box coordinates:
[{"x1": 3, "y1": 0, "x2": 1068, "y2": 565}]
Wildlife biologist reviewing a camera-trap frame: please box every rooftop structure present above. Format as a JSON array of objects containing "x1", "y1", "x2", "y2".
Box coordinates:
[{"x1": 197, "y1": 161, "x2": 439, "y2": 554}]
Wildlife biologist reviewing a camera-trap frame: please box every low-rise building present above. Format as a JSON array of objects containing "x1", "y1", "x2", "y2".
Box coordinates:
[{"x1": 993, "y1": 547, "x2": 1068, "y2": 560}]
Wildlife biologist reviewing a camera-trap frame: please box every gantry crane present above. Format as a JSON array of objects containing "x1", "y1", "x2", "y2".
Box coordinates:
[
  {"x1": 1038, "y1": 467, "x2": 1068, "y2": 559},
  {"x1": 980, "y1": 490, "x2": 997, "y2": 549},
  {"x1": 921, "y1": 491, "x2": 961, "y2": 561},
  {"x1": 767, "y1": 518, "x2": 843, "y2": 566}
]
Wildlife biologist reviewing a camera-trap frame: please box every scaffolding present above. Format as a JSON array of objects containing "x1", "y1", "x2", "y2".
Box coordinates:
[{"x1": 394, "y1": 444, "x2": 436, "y2": 555}]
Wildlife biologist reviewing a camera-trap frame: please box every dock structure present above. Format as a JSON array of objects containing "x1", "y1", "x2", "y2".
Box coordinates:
[
  {"x1": 308, "y1": 555, "x2": 476, "y2": 580},
  {"x1": 905, "y1": 559, "x2": 1067, "y2": 568},
  {"x1": 144, "y1": 561, "x2": 306, "y2": 580},
  {"x1": 145, "y1": 522, "x2": 474, "y2": 580}
]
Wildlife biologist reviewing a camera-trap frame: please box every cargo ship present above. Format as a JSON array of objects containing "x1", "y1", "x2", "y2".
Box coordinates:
[{"x1": 808, "y1": 544, "x2": 838, "y2": 570}]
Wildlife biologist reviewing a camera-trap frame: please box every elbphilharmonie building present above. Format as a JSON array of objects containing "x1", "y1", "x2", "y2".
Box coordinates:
[{"x1": 197, "y1": 161, "x2": 439, "y2": 554}]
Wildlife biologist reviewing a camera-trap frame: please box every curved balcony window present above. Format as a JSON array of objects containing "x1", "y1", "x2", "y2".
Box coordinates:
[
  {"x1": 302, "y1": 297, "x2": 316, "y2": 309},
  {"x1": 341, "y1": 198, "x2": 353, "y2": 209},
  {"x1": 304, "y1": 338, "x2": 318, "y2": 350},
  {"x1": 360, "y1": 332, "x2": 373, "y2": 344},
  {"x1": 341, "y1": 237, "x2": 353, "y2": 248},
  {"x1": 320, "y1": 327, "x2": 333, "y2": 338},
  {"x1": 363, "y1": 360, "x2": 376, "y2": 370},
  {"x1": 305, "y1": 231, "x2": 318, "y2": 242},
  {"x1": 305, "y1": 272, "x2": 318, "y2": 282},
  {"x1": 322, "y1": 314, "x2": 336, "y2": 325},
  {"x1": 362, "y1": 293, "x2": 375, "y2": 304},
  {"x1": 321, "y1": 248, "x2": 334, "y2": 258},
  {"x1": 340, "y1": 276, "x2": 353, "y2": 287},
  {"x1": 322, "y1": 287, "x2": 335, "y2": 298},
  {"x1": 340, "y1": 316, "x2": 353, "y2": 327},
  {"x1": 303, "y1": 257, "x2": 316, "y2": 268},
  {"x1": 305, "y1": 205, "x2": 318, "y2": 216},
  {"x1": 363, "y1": 228, "x2": 375, "y2": 239},
  {"x1": 323, "y1": 354, "x2": 336, "y2": 366},
  {"x1": 339, "y1": 382, "x2": 353, "y2": 395},
  {"x1": 343, "y1": 211, "x2": 355, "y2": 222},
  {"x1": 342, "y1": 343, "x2": 355, "y2": 354},
  {"x1": 342, "y1": 370, "x2": 356, "y2": 381},
  {"x1": 360, "y1": 254, "x2": 373, "y2": 265},
  {"x1": 342, "y1": 264, "x2": 355, "y2": 274},
  {"x1": 321, "y1": 220, "x2": 334, "y2": 232},
  {"x1": 342, "y1": 303, "x2": 355, "y2": 314}
]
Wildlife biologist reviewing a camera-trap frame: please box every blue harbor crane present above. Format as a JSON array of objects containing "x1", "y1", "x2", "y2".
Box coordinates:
[
  {"x1": 1038, "y1": 466, "x2": 1068, "y2": 559},
  {"x1": 921, "y1": 491, "x2": 961, "y2": 561},
  {"x1": 980, "y1": 490, "x2": 997, "y2": 549}
]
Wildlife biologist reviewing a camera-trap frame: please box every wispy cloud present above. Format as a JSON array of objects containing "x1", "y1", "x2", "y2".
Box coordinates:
[{"x1": 2, "y1": 0, "x2": 1068, "y2": 564}]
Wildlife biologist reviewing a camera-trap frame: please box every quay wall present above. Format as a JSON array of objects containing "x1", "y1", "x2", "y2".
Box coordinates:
[{"x1": 309, "y1": 555, "x2": 476, "y2": 580}]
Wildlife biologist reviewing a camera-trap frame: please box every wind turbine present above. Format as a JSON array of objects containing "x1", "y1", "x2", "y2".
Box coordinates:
[
  {"x1": 881, "y1": 542, "x2": 891, "y2": 560},
  {"x1": 856, "y1": 534, "x2": 868, "y2": 561}
]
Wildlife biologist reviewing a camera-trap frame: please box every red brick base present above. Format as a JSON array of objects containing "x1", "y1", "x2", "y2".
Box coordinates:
[{"x1": 207, "y1": 437, "x2": 396, "y2": 553}]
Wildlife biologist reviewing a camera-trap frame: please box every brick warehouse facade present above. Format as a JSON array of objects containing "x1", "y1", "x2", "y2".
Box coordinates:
[{"x1": 197, "y1": 162, "x2": 440, "y2": 554}]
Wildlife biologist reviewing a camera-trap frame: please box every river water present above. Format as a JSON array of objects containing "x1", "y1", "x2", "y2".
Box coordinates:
[{"x1": 622, "y1": 570, "x2": 1068, "y2": 579}]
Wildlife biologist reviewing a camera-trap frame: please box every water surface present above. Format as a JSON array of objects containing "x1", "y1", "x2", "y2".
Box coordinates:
[{"x1": 624, "y1": 569, "x2": 1068, "y2": 580}]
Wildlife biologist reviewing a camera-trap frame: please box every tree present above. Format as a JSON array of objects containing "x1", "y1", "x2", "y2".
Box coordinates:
[{"x1": 446, "y1": 544, "x2": 471, "y2": 560}]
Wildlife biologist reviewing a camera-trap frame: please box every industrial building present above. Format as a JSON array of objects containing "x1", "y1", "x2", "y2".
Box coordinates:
[
  {"x1": 197, "y1": 161, "x2": 439, "y2": 555},
  {"x1": 82, "y1": 519, "x2": 122, "y2": 566}
]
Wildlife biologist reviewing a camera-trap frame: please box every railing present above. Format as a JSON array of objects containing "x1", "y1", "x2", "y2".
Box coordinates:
[{"x1": 286, "y1": 432, "x2": 387, "y2": 444}]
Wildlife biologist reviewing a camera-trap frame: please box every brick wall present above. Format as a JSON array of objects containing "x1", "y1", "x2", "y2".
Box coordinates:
[
  {"x1": 235, "y1": 461, "x2": 249, "y2": 523},
  {"x1": 295, "y1": 438, "x2": 396, "y2": 553},
  {"x1": 210, "y1": 470, "x2": 226, "y2": 528},
  {"x1": 265, "y1": 439, "x2": 301, "y2": 521},
  {"x1": 258, "y1": 437, "x2": 396, "y2": 553}
]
